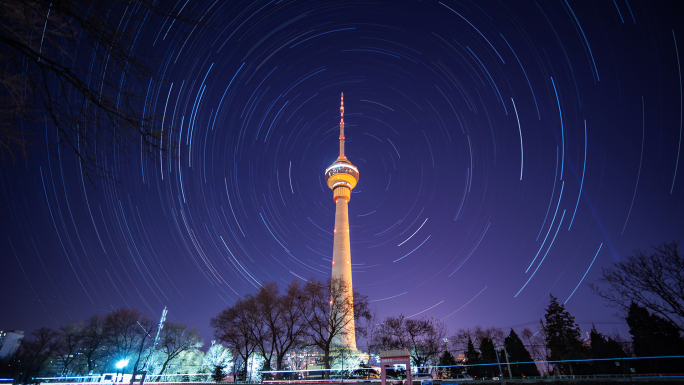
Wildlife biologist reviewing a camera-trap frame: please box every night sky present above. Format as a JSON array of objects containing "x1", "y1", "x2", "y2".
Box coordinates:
[{"x1": 2, "y1": 0, "x2": 683, "y2": 344}]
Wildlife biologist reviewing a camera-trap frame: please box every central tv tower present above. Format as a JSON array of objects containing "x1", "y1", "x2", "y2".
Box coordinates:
[{"x1": 324, "y1": 93, "x2": 359, "y2": 350}]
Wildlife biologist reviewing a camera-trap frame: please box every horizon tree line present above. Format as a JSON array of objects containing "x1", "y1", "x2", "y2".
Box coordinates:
[
  {"x1": 2, "y1": 241, "x2": 683, "y2": 382},
  {"x1": 0, "y1": 308, "x2": 203, "y2": 384}
]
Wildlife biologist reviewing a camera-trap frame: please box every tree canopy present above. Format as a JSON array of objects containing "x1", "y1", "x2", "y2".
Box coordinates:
[
  {"x1": 374, "y1": 315, "x2": 447, "y2": 373},
  {"x1": 503, "y1": 329, "x2": 539, "y2": 378},
  {"x1": 544, "y1": 294, "x2": 587, "y2": 375},
  {"x1": 437, "y1": 350, "x2": 457, "y2": 379},
  {"x1": 464, "y1": 336, "x2": 482, "y2": 378},
  {"x1": 587, "y1": 325, "x2": 626, "y2": 375},
  {"x1": 591, "y1": 241, "x2": 684, "y2": 332},
  {"x1": 479, "y1": 337, "x2": 498, "y2": 378},
  {"x1": 626, "y1": 302, "x2": 684, "y2": 373},
  {"x1": 2, "y1": 307, "x2": 201, "y2": 382},
  {"x1": 210, "y1": 297, "x2": 257, "y2": 381},
  {"x1": 299, "y1": 277, "x2": 370, "y2": 374},
  {"x1": 210, "y1": 277, "x2": 370, "y2": 379}
]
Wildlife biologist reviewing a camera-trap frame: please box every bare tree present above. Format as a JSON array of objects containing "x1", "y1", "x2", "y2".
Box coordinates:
[
  {"x1": 298, "y1": 277, "x2": 370, "y2": 376},
  {"x1": 130, "y1": 314, "x2": 156, "y2": 374},
  {"x1": 210, "y1": 297, "x2": 258, "y2": 381},
  {"x1": 15, "y1": 327, "x2": 60, "y2": 384},
  {"x1": 521, "y1": 325, "x2": 550, "y2": 376},
  {"x1": 590, "y1": 241, "x2": 684, "y2": 332},
  {"x1": 0, "y1": 0, "x2": 208, "y2": 181},
  {"x1": 155, "y1": 321, "x2": 202, "y2": 380},
  {"x1": 248, "y1": 287, "x2": 275, "y2": 377},
  {"x1": 473, "y1": 326, "x2": 505, "y2": 348},
  {"x1": 264, "y1": 280, "x2": 308, "y2": 376},
  {"x1": 376, "y1": 315, "x2": 447, "y2": 373},
  {"x1": 448, "y1": 329, "x2": 474, "y2": 355},
  {"x1": 81, "y1": 314, "x2": 109, "y2": 374},
  {"x1": 360, "y1": 308, "x2": 382, "y2": 360},
  {"x1": 56, "y1": 321, "x2": 85, "y2": 376},
  {"x1": 104, "y1": 308, "x2": 150, "y2": 373},
  {"x1": 449, "y1": 326, "x2": 504, "y2": 353}
]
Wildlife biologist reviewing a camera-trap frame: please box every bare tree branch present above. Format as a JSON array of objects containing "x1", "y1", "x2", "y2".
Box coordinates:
[
  {"x1": 0, "y1": 0, "x2": 207, "y2": 182},
  {"x1": 590, "y1": 241, "x2": 684, "y2": 332}
]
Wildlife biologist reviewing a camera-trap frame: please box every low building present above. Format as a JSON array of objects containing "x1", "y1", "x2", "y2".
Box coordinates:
[{"x1": 0, "y1": 330, "x2": 24, "y2": 358}]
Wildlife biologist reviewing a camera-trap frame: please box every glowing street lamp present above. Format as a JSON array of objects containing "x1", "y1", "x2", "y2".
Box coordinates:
[
  {"x1": 116, "y1": 360, "x2": 129, "y2": 369},
  {"x1": 115, "y1": 359, "x2": 129, "y2": 382}
]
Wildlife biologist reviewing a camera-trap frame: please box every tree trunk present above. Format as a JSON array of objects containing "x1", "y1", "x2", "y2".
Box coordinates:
[
  {"x1": 323, "y1": 350, "x2": 331, "y2": 379},
  {"x1": 86, "y1": 354, "x2": 95, "y2": 374},
  {"x1": 276, "y1": 354, "x2": 286, "y2": 380},
  {"x1": 263, "y1": 358, "x2": 272, "y2": 380},
  {"x1": 238, "y1": 353, "x2": 250, "y2": 381},
  {"x1": 156, "y1": 357, "x2": 173, "y2": 382},
  {"x1": 133, "y1": 336, "x2": 148, "y2": 373}
]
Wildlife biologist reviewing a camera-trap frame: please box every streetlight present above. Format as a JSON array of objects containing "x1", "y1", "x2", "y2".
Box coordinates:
[{"x1": 115, "y1": 359, "x2": 129, "y2": 383}]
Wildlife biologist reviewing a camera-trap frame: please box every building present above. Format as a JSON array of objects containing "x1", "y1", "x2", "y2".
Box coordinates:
[
  {"x1": 0, "y1": 330, "x2": 24, "y2": 358},
  {"x1": 324, "y1": 93, "x2": 360, "y2": 350}
]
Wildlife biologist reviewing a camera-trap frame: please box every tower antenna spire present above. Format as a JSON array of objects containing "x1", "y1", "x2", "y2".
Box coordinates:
[{"x1": 339, "y1": 93, "x2": 345, "y2": 158}]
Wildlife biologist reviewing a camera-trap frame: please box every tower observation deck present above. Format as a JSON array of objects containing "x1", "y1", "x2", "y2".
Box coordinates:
[{"x1": 324, "y1": 93, "x2": 359, "y2": 350}]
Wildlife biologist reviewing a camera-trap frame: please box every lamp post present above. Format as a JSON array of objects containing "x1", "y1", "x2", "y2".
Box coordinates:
[{"x1": 116, "y1": 359, "x2": 129, "y2": 383}]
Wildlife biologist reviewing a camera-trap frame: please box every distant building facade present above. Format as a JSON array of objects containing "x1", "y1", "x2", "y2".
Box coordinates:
[{"x1": 0, "y1": 330, "x2": 24, "y2": 358}]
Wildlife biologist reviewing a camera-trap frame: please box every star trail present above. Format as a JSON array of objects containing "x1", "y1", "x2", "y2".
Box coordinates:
[{"x1": 1, "y1": 0, "x2": 683, "y2": 340}]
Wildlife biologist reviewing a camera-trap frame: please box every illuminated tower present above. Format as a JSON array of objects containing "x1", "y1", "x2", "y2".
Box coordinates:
[{"x1": 324, "y1": 93, "x2": 359, "y2": 350}]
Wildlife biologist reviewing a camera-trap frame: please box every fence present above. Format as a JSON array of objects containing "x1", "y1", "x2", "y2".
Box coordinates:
[{"x1": 2, "y1": 355, "x2": 683, "y2": 385}]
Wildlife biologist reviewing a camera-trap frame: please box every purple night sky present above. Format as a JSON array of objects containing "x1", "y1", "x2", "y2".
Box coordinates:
[{"x1": 1, "y1": 0, "x2": 683, "y2": 343}]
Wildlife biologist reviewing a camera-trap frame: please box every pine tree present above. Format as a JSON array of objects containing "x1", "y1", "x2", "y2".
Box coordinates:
[
  {"x1": 479, "y1": 338, "x2": 497, "y2": 378},
  {"x1": 503, "y1": 329, "x2": 540, "y2": 377},
  {"x1": 437, "y1": 350, "x2": 457, "y2": 379},
  {"x1": 587, "y1": 325, "x2": 626, "y2": 375},
  {"x1": 212, "y1": 365, "x2": 226, "y2": 383},
  {"x1": 626, "y1": 302, "x2": 684, "y2": 373},
  {"x1": 544, "y1": 294, "x2": 587, "y2": 375},
  {"x1": 464, "y1": 337, "x2": 482, "y2": 378}
]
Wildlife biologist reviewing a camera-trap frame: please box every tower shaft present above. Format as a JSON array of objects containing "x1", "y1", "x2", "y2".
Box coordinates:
[
  {"x1": 325, "y1": 93, "x2": 359, "y2": 351},
  {"x1": 331, "y1": 197, "x2": 356, "y2": 349}
]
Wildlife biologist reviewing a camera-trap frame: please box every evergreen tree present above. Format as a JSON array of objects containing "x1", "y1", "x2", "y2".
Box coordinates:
[
  {"x1": 544, "y1": 294, "x2": 587, "y2": 375},
  {"x1": 437, "y1": 351, "x2": 457, "y2": 379},
  {"x1": 212, "y1": 365, "x2": 226, "y2": 383},
  {"x1": 479, "y1": 338, "x2": 497, "y2": 378},
  {"x1": 626, "y1": 302, "x2": 684, "y2": 373},
  {"x1": 464, "y1": 337, "x2": 482, "y2": 378},
  {"x1": 588, "y1": 325, "x2": 626, "y2": 375},
  {"x1": 503, "y1": 329, "x2": 540, "y2": 377}
]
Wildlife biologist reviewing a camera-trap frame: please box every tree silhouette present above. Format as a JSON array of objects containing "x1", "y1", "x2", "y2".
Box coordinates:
[
  {"x1": 298, "y1": 277, "x2": 370, "y2": 377},
  {"x1": 210, "y1": 298, "x2": 257, "y2": 381},
  {"x1": 591, "y1": 241, "x2": 684, "y2": 332},
  {"x1": 13, "y1": 327, "x2": 59, "y2": 384},
  {"x1": 587, "y1": 325, "x2": 626, "y2": 375},
  {"x1": 626, "y1": 302, "x2": 684, "y2": 373},
  {"x1": 212, "y1": 365, "x2": 226, "y2": 383},
  {"x1": 376, "y1": 315, "x2": 447, "y2": 373},
  {"x1": 544, "y1": 294, "x2": 587, "y2": 375},
  {"x1": 437, "y1": 350, "x2": 457, "y2": 379},
  {"x1": 55, "y1": 321, "x2": 85, "y2": 375},
  {"x1": 156, "y1": 321, "x2": 202, "y2": 380},
  {"x1": 1, "y1": 0, "x2": 207, "y2": 181},
  {"x1": 503, "y1": 329, "x2": 539, "y2": 377},
  {"x1": 479, "y1": 338, "x2": 497, "y2": 378},
  {"x1": 464, "y1": 337, "x2": 482, "y2": 378}
]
